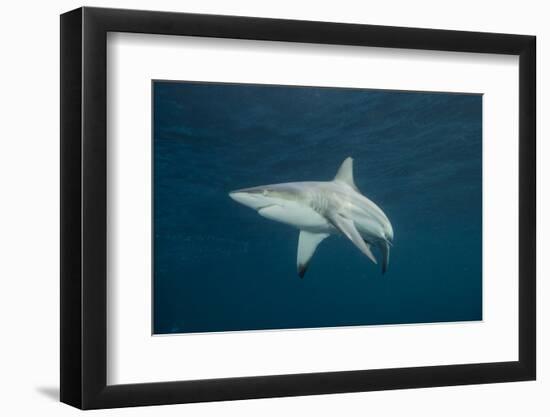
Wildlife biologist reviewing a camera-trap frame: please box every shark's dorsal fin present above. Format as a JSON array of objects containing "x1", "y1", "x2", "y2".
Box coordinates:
[
  {"x1": 297, "y1": 231, "x2": 329, "y2": 278},
  {"x1": 334, "y1": 157, "x2": 357, "y2": 190}
]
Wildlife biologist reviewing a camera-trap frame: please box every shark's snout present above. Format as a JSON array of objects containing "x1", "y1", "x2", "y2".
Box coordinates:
[
  {"x1": 229, "y1": 188, "x2": 272, "y2": 211},
  {"x1": 228, "y1": 190, "x2": 248, "y2": 204}
]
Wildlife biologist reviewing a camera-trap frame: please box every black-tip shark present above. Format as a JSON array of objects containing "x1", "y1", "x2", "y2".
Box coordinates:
[{"x1": 229, "y1": 157, "x2": 393, "y2": 278}]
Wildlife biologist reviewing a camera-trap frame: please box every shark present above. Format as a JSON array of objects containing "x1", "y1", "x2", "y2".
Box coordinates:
[{"x1": 229, "y1": 157, "x2": 393, "y2": 278}]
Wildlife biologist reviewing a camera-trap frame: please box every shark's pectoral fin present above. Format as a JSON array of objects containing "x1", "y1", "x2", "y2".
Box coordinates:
[
  {"x1": 328, "y1": 213, "x2": 377, "y2": 265},
  {"x1": 297, "y1": 231, "x2": 329, "y2": 278}
]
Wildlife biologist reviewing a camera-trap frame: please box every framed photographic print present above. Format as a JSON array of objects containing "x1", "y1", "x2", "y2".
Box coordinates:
[{"x1": 60, "y1": 7, "x2": 536, "y2": 409}]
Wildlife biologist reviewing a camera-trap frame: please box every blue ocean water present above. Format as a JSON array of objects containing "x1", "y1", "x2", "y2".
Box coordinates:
[{"x1": 153, "y1": 81, "x2": 482, "y2": 334}]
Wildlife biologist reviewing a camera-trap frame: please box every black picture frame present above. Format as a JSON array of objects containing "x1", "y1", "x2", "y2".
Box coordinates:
[{"x1": 60, "y1": 6, "x2": 536, "y2": 410}]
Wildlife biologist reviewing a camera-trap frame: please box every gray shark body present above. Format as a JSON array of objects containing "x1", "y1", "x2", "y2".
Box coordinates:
[{"x1": 229, "y1": 157, "x2": 393, "y2": 278}]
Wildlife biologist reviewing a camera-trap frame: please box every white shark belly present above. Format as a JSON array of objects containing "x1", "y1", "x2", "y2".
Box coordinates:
[{"x1": 258, "y1": 201, "x2": 333, "y2": 233}]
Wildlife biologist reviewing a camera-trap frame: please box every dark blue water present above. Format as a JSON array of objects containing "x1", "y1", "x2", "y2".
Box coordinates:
[{"x1": 153, "y1": 81, "x2": 482, "y2": 334}]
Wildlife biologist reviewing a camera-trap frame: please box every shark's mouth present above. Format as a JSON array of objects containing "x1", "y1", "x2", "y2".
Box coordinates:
[{"x1": 256, "y1": 204, "x2": 278, "y2": 212}]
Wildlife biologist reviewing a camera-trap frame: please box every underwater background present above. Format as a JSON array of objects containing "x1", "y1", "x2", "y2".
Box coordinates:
[{"x1": 153, "y1": 81, "x2": 482, "y2": 334}]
